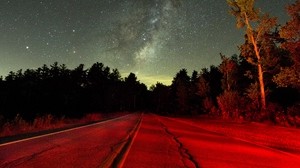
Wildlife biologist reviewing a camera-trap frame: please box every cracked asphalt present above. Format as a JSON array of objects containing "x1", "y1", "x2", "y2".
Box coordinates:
[{"x1": 123, "y1": 114, "x2": 300, "y2": 168}]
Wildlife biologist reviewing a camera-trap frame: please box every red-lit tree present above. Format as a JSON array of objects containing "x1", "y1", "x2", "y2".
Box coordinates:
[
  {"x1": 274, "y1": 0, "x2": 300, "y2": 89},
  {"x1": 227, "y1": 0, "x2": 277, "y2": 111}
]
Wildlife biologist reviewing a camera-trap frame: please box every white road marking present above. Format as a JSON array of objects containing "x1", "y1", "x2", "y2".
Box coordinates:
[{"x1": 0, "y1": 114, "x2": 131, "y2": 147}]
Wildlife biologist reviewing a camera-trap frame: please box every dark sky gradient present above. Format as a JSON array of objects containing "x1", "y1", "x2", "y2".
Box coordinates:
[{"x1": 0, "y1": 0, "x2": 296, "y2": 86}]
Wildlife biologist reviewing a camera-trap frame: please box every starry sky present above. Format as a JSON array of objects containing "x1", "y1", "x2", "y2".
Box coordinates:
[{"x1": 0, "y1": 0, "x2": 296, "y2": 87}]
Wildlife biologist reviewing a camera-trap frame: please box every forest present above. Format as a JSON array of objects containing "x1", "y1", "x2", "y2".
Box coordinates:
[{"x1": 0, "y1": 0, "x2": 299, "y2": 130}]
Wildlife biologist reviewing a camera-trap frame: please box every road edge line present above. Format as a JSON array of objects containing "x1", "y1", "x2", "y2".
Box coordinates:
[{"x1": 0, "y1": 114, "x2": 131, "y2": 147}]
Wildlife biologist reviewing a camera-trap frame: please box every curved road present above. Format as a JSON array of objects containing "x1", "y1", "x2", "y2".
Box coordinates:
[{"x1": 1, "y1": 113, "x2": 300, "y2": 167}]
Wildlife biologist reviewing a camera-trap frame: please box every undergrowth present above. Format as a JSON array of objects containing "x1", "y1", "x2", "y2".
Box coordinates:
[{"x1": 0, "y1": 113, "x2": 104, "y2": 138}]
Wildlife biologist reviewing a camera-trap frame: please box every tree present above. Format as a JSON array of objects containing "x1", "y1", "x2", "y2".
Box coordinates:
[
  {"x1": 197, "y1": 68, "x2": 212, "y2": 114},
  {"x1": 274, "y1": 0, "x2": 300, "y2": 89},
  {"x1": 124, "y1": 73, "x2": 139, "y2": 110},
  {"x1": 109, "y1": 69, "x2": 121, "y2": 82},
  {"x1": 219, "y1": 53, "x2": 238, "y2": 91},
  {"x1": 280, "y1": 0, "x2": 300, "y2": 65},
  {"x1": 189, "y1": 71, "x2": 201, "y2": 114},
  {"x1": 71, "y1": 64, "x2": 87, "y2": 87},
  {"x1": 227, "y1": 0, "x2": 277, "y2": 111},
  {"x1": 171, "y1": 69, "x2": 190, "y2": 114},
  {"x1": 150, "y1": 82, "x2": 170, "y2": 114},
  {"x1": 87, "y1": 62, "x2": 105, "y2": 85},
  {"x1": 197, "y1": 68, "x2": 210, "y2": 98}
]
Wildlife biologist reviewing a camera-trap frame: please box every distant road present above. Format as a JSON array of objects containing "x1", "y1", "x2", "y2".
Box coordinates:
[{"x1": 1, "y1": 113, "x2": 300, "y2": 168}]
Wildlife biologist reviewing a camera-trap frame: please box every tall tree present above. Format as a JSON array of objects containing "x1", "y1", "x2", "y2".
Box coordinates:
[{"x1": 227, "y1": 0, "x2": 277, "y2": 111}]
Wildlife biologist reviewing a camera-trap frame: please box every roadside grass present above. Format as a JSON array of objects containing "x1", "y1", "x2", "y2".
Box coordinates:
[
  {"x1": 0, "y1": 114, "x2": 64, "y2": 137},
  {"x1": 0, "y1": 112, "x2": 124, "y2": 138}
]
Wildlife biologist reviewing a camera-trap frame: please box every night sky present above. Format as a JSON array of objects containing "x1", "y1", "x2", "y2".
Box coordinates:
[{"x1": 0, "y1": 0, "x2": 296, "y2": 86}]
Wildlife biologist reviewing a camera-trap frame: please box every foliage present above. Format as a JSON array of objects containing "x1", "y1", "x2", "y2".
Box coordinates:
[
  {"x1": 274, "y1": 0, "x2": 300, "y2": 90},
  {"x1": 203, "y1": 97, "x2": 218, "y2": 116},
  {"x1": 273, "y1": 67, "x2": 300, "y2": 89},
  {"x1": 279, "y1": 0, "x2": 300, "y2": 63},
  {"x1": 217, "y1": 91, "x2": 245, "y2": 119},
  {"x1": 219, "y1": 53, "x2": 238, "y2": 91},
  {"x1": 0, "y1": 113, "x2": 106, "y2": 137}
]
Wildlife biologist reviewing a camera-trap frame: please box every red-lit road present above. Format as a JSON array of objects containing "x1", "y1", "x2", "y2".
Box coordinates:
[
  {"x1": 1, "y1": 113, "x2": 300, "y2": 168},
  {"x1": 0, "y1": 113, "x2": 141, "y2": 168},
  {"x1": 122, "y1": 114, "x2": 300, "y2": 168}
]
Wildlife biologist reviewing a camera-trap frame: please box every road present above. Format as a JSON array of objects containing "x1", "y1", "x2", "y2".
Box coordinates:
[
  {"x1": 1, "y1": 113, "x2": 300, "y2": 168},
  {"x1": 0, "y1": 113, "x2": 141, "y2": 168}
]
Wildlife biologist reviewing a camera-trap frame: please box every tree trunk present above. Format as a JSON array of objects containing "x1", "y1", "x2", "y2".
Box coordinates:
[
  {"x1": 242, "y1": 11, "x2": 267, "y2": 112},
  {"x1": 250, "y1": 34, "x2": 267, "y2": 111},
  {"x1": 257, "y1": 63, "x2": 266, "y2": 110}
]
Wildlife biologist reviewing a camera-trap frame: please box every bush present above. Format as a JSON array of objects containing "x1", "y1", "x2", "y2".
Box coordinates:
[
  {"x1": 202, "y1": 97, "x2": 214, "y2": 113},
  {"x1": 286, "y1": 104, "x2": 300, "y2": 127},
  {"x1": 0, "y1": 113, "x2": 107, "y2": 137},
  {"x1": 82, "y1": 113, "x2": 103, "y2": 122},
  {"x1": 0, "y1": 114, "x2": 65, "y2": 137},
  {"x1": 33, "y1": 114, "x2": 55, "y2": 129},
  {"x1": 217, "y1": 91, "x2": 246, "y2": 119},
  {"x1": 0, "y1": 114, "x2": 31, "y2": 137},
  {"x1": 287, "y1": 104, "x2": 300, "y2": 117}
]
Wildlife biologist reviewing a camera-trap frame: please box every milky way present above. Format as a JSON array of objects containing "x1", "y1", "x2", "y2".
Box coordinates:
[
  {"x1": 99, "y1": 0, "x2": 185, "y2": 74},
  {"x1": 0, "y1": 0, "x2": 296, "y2": 86}
]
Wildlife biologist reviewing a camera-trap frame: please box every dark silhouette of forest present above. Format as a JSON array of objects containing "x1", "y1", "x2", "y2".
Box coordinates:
[
  {"x1": 0, "y1": 0, "x2": 299, "y2": 127},
  {"x1": 0, "y1": 62, "x2": 150, "y2": 122}
]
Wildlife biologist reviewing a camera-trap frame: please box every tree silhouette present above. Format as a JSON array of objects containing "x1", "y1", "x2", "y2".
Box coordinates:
[
  {"x1": 150, "y1": 83, "x2": 170, "y2": 114},
  {"x1": 171, "y1": 69, "x2": 190, "y2": 115}
]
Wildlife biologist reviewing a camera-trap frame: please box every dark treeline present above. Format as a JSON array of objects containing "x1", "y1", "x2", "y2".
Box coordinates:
[
  {"x1": 151, "y1": 55, "x2": 299, "y2": 123},
  {"x1": 0, "y1": 62, "x2": 149, "y2": 121}
]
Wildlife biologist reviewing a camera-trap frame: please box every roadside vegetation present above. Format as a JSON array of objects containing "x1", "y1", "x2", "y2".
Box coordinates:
[
  {"x1": 0, "y1": 113, "x2": 126, "y2": 137},
  {"x1": 0, "y1": 0, "x2": 299, "y2": 137}
]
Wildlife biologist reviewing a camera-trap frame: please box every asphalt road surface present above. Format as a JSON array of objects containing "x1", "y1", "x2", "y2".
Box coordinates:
[
  {"x1": 1, "y1": 113, "x2": 300, "y2": 168},
  {"x1": 0, "y1": 113, "x2": 141, "y2": 168},
  {"x1": 122, "y1": 114, "x2": 300, "y2": 168}
]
